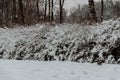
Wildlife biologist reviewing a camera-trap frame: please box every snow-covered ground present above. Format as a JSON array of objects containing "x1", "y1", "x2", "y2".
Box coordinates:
[{"x1": 0, "y1": 60, "x2": 120, "y2": 80}]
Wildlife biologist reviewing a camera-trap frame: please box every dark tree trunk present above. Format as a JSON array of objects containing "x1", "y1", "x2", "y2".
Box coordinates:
[
  {"x1": 88, "y1": 0, "x2": 97, "y2": 23},
  {"x1": 44, "y1": 0, "x2": 47, "y2": 22},
  {"x1": 1, "y1": 0, "x2": 4, "y2": 25},
  {"x1": 18, "y1": 0, "x2": 25, "y2": 24},
  {"x1": 0, "y1": 0, "x2": 3, "y2": 25},
  {"x1": 12, "y1": 0, "x2": 17, "y2": 24},
  {"x1": 51, "y1": 0, "x2": 54, "y2": 22},
  {"x1": 101, "y1": 0, "x2": 104, "y2": 22},
  {"x1": 59, "y1": 0, "x2": 62, "y2": 23},
  {"x1": 59, "y1": 0, "x2": 64, "y2": 23},
  {"x1": 36, "y1": 0, "x2": 40, "y2": 22},
  {"x1": 5, "y1": 0, "x2": 9, "y2": 25},
  {"x1": 48, "y1": 0, "x2": 51, "y2": 22},
  {"x1": 0, "y1": 2, "x2": 1, "y2": 25}
]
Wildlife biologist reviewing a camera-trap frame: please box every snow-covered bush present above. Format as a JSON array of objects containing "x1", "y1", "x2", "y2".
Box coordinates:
[{"x1": 0, "y1": 18, "x2": 120, "y2": 64}]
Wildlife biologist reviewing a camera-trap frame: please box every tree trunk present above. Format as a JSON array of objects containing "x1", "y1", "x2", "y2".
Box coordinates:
[
  {"x1": 51, "y1": 0, "x2": 54, "y2": 22},
  {"x1": 101, "y1": 0, "x2": 104, "y2": 22},
  {"x1": 1, "y1": 0, "x2": 4, "y2": 25},
  {"x1": 0, "y1": 0, "x2": 3, "y2": 25},
  {"x1": 18, "y1": 0, "x2": 25, "y2": 24},
  {"x1": 59, "y1": 0, "x2": 62, "y2": 23},
  {"x1": 36, "y1": 0, "x2": 40, "y2": 22},
  {"x1": 88, "y1": 0, "x2": 97, "y2": 23},
  {"x1": 12, "y1": 0, "x2": 17, "y2": 24},
  {"x1": 44, "y1": 0, "x2": 47, "y2": 22},
  {"x1": 59, "y1": 0, "x2": 64, "y2": 23},
  {"x1": 5, "y1": 0, "x2": 9, "y2": 25},
  {"x1": 48, "y1": 0, "x2": 51, "y2": 22}
]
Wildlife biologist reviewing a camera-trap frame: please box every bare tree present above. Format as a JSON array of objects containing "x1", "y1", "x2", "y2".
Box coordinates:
[
  {"x1": 101, "y1": 0, "x2": 104, "y2": 22},
  {"x1": 113, "y1": 1, "x2": 120, "y2": 17},
  {"x1": 18, "y1": 0, "x2": 25, "y2": 24},
  {"x1": 36, "y1": 0, "x2": 40, "y2": 22},
  {"x1": 12, "y1": 0, "x2": 17, "y2": 24},
  {"x1": 0, "y1": 0, "x2": 4, "y2": 25},
  {"x1": 88, "y1": 0, "x2": 97, "y2": 23},
  {"x1": 44, "y1": 0, "x2": 47, "y2": 21},
  {"x1": 59, "y1": 0, "x2": 65, "y2": 23},
  {"x1": 1, "y1": 0, "x2": 5, "y2": 25},
  {"x1": 5, "y1": 0, "x2": 9, "y2": 25},
  {"x1": 48, "y1": 0, "x2": 51, "y2": 22},
  {"x1": 51, "y1": 0, "x2": 54, "y2": 22}
]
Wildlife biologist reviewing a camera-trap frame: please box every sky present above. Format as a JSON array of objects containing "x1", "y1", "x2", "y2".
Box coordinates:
[
  {"x1": 63, "y1": 0, "x2": 99, "y2": 15},
  {"x1": 64, "y1": 0, "x2": 119, "y2": 10},
  {"x1": 64, "y1": 0, "x2": 98, "y2": 10},
  {"x1": 63, "y1": 0, "x2": 119, "y2": 15}
]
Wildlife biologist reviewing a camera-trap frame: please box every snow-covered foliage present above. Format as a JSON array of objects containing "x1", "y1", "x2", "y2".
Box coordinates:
[{"x1": 0, "y1": 18, "x2": 120, "y2": 64}]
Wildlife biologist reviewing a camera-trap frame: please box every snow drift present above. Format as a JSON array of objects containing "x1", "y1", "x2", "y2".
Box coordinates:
[{"x1": 0, "y1": 18, "x2": 120, "y2": 64}]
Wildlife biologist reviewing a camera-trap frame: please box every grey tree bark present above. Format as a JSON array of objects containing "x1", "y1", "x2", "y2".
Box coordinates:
[
  {"x1": 101, "y1": 0, "x2": 104, "y2": 22},
  {"x1": 48, "y1": 0, "x2": 51, "y2": 22},
  {"x1": 44, "y1": 0, "x2": 47, "y2": 22},
  {"x1": 18, "y1": 0, "x2": 25, "y2": 24},
  {"x1": 59, "y1": 0, "x2": 65, "y2": 23},
  {"x1": 12, "y1": 0, "x2": 17, "y2": 24},
  {"x1": 36, "y1": 0, "x2": 40, "y2": 22},
  {"x1": 51, "y1": 0, "x2": 54, "y2": 22},
  {"x1": 88, "y1": 0, "x2": 97, "y2": 23}
]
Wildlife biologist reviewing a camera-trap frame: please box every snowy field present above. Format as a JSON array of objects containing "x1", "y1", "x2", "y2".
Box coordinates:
[{"x1": 0, "y1": 60, "x2": 120, "y2": 80}]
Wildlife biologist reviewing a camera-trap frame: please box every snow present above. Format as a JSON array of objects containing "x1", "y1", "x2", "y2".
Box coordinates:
[{"x1": 0, "y1": 60, "x2": 120, "y2": 80}]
